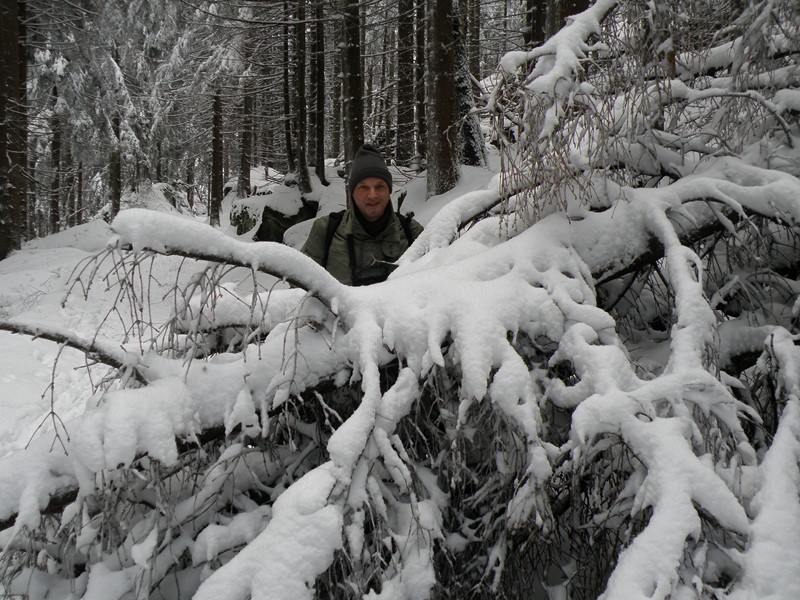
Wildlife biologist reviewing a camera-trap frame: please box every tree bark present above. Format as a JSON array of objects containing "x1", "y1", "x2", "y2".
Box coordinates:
[
  {"x1": 283, "y1": 0, "x2": 296, "y2": 173},
  {"x1": 0, "y1": 0, "x2": 22, "y2": 259},
  {"x1": 186, "y1": 157, "x2": 195, "y2": 209},
  {"x1": 466, "y1": 0, "x2": 480, "y2": 78},
  {"x1": 331, "y1": 25, "x2": 342, "y2": 161},
  {"x1": 155, "y1": 140, "x2": 162, "y2": 183},
  {"x1": 14, "y1": 0, "x2": 27, "y2": 244},
  {"x1": 414, "y1": 0, "x2": 426, "y2": 168},
  {"x1": 238, "y1": 90, "x2": 253, "y2": 198},
  {"x1": 64, "y1": 142, "x2": 75, "y2": 227},
  {"x1": 312, "y1": 0, "x2": 328, "y2": 185},
  {"x1": 383, "y1": 27, "x2": 394, "y2": 154},
  {"x1": 425, "y1": 0, "x2": 460, "y2": 197},
  {"x1": 454, "y1": 4, "x2": 485, "y2": 167},
  {"x1": 524, "y1": 0, "x2": 547, "y2": 46},
  {"x1": 396, "y1": 0, "x2": 415, "y2": 165},
  {"x1": 109, "y1": 112, "x2": 121, "y2": 220},
  {"x1": 341, "y1": 0, "x2": 364, "y2": 169},
  {"x1": 294, "y1": 0, "x2": 312, "y2": 194},
  {"x1": 76, "y1": 162, "x2": 83, "y2": 225},
  {"x1": 210, "y1": 91, "x2": 223, "y2": 227},
  {"x1": 49, "y1": 86, "x2": 61, "y2": 233}
]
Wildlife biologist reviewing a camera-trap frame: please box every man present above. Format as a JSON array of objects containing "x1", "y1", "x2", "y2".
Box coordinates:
[{"x1": 301, "y1": 144, "x2": 423, "y2": 286}]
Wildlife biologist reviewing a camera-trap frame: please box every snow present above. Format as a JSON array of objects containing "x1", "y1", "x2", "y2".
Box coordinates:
[
  {"x1": 193, "y1": 463, "x2": 343, "y2": 600},
  {"x1": 4, "y1": 150, "x2": 800, "y2": 596}
]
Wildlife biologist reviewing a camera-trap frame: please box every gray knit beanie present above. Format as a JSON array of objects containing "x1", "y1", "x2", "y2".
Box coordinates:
[{"x1": 348, "y1": 144, "x2": 393, "y2": 199}]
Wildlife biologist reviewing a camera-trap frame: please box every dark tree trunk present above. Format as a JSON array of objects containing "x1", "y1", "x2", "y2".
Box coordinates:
[
  {"x1": 283, "y1": 0, "x2": 296, "y2": 173},
  {"x1": 186, "y1": 157, "x2": 194, "y2": 209},
  {"x1": 15, "y1": 0, "x2": 27, "y2": 243},
  {"x1": 238, "y1": 91, "x2": 253, "y2": 198},
  {"x1": 0, "y1": 0, "x2": 22, "y2": 258},
  {"x1": 414, "y1": 0, "x2": 426, "y2": 168},
  {"x1": 110, "y1": 113, "x2": 121, "y2": 220},
  {"x1": 396, "y1": 0, "x2": 415, "y2": 165},
  {"x1": 155, "y1": 140, "x2": 162, "y2": 183},
  {"x1": 64, "y1": 143, "x2": 75, "y2": 227},
  {"x1": 76, "y1": 162, "x2": 83, "y2": 225},
  {"x1": 331, "y1": 18, "x2": 342, "y2": 160},
  {"x1": 524, "y1": 0, "x2": 547, "y2": 46},
  {"x1": 50, "y1": 86, "x2": 61, "y2": 233},
  {"x1": 454, "y1": 3, "x2": 485, "y2": 167},
  {"x1": 466, "y1": 0, "x2": 480, "y2": 78},
  {"x1": 294, "y1": 0, "x2": 312, "y2": 194},
  {"x1": 382, "y1": 27, "x2": 394, "y2": 154},
  {"x1": 210, "y1": 91, "x2": 223, "y2": 226},
  {"x1": 341, "y1": 0, "x2": 364, "y2": 168},
  {"x1": 312, "y1": 0, "x2": 328, "y2": 185},
  {"x1": 546, "y1": 0, "x2": 558, "y2": 38},
  {"x1": 425, "y1": 0, "x2": 460, "y2": 197},
  {"x1": 559, "y1": 0, "x2": 590, "y2": 24}
]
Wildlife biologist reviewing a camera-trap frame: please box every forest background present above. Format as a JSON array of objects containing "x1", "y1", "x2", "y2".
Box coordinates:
[{"x1": 1, "y1": 0, "x2": 800, "y2": 599}]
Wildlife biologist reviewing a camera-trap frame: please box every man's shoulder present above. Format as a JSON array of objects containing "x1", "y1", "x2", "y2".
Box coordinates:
[
  {"x1": 308, "y1": 210, "x2": 345, "y2": 236},
  {"x1": 301, "y1": 212, "x2": 339, "y2": 260}
]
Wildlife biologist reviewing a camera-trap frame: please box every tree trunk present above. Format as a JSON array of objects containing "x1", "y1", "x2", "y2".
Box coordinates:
[
  {"x1": 364, "y1": 51, "x2": 374, "y2": 137},
  {"x1": 14, "y1": 0, "x2": 27, "y2": 244},
  {"x1": 524, "y1": 0, "x2": 547, "y2": 46},
  {"x1": 186, "y1": 157, "x2": 194, "y2": 209},
  {"x1": 425, "y1": 0, "x2": 460, "y2": 197},
  {"x1": 558, "y1": 0, "x2": 590, "y2": 25},
  {"x1": 454, "y1": 4, "x2": 485, "y2": 167},
  {"x1": 341, "y1": 0, "x2": 364, "y2": 168},
  {"x1": 64, "y1": 142, "x2": 75, "y2": 227},
  {"x1": 258, "y1": 88, "x2": 271, "y2": 169},
  {"x1": 467, "y1": 0, "x2": 480, "y2": 78},
  {"x1": 76, "y1": 162, "x2": 83, "y2": 225},
  {"x1": 294, "y1": 0, "x2": 312, "y2": 194},
  {"x1": 238, "y1": 90, "x2": 253, "y2": 198},
  {"x1": 331, "y1": 15, "x2": 342, "y2": 161},
  {"x1": 414, "y1": 0, "x2": 426, "y2": 168},
  {"x1": 110, "y1": 112, "x2": 121, "y2": 220},
  {"x1": 313, "y1": 0, "x2": 328, "y2": 185},
  {"x1": 545, "y1": 0, "x2": 559, "y2": 38},
  {"x1": 155, "y1": 140, "x2": 162, "y2": 183},
  {"x1": 50, "y1": 86, "x2": 61, "y2": 233},
  {"x1": 0, "y1": 0, "x2": 22, "y2": 258},
  {"x1": 283, "y1": 0, "x2": 296, "y2": 173},
  {"x1": 383, "y1": 27, "x2": 394, "y2": 154},
  {"x1": 396, "y1": 0, "x2": 415, "y2": 165},
  {"x1": 210, "y1": 91, "x2": 223, "y2": 227}
]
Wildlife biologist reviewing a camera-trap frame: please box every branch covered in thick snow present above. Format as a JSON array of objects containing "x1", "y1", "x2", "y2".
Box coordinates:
[
  {"x1": 0, "y1": 320, "x2": 147, "y2": 384},
  {"x1": 111, "y1": 209, "x2": 347, "y2": 308}
]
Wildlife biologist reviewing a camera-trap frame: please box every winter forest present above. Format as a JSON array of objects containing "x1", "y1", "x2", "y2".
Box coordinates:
[{"x1": 1, "y1": 0, "x2": 800, "y2": 598}]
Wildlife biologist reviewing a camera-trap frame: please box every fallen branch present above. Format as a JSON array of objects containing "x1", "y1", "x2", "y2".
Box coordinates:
[{"x1": 0, "y1": 321, "x2": 149, "y2": 385}]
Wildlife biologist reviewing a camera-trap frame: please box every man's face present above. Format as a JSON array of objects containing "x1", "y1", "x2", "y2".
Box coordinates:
[{"x1": 352, "y1": 177, "x2": 390, "y2": 222}]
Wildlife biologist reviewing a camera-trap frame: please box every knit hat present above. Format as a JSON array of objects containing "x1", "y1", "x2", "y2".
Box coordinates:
[{"x1": 348, "y1": 144, "x2": 393, "y2": 199}]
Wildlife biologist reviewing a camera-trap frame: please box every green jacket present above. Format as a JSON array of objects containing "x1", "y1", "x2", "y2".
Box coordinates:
[{"x1": 301, "y1": 209, "x2": 424, "y2": 286}]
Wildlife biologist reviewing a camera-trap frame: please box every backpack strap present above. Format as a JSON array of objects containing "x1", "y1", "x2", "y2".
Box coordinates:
[
  {"x1": 321, "y1": 210, "x2": 345, "y2": 268},
  {"x1": 346, "y1": 234, "x2": 359, "y2": 284},
  {"x1": 397, "y1": 212, "x2": 415, "y2": 246}
]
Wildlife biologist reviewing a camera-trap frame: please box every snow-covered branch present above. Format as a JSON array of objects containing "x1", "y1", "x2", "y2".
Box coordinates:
[
  {"x1": 111, "y1": 209, "x2": 347, "y2": 309},
  {"x1": 0, "y1": 320, "x2": 148, "y2": 385}
]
